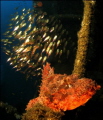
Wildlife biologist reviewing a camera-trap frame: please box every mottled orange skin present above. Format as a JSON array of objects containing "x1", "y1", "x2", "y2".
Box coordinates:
[
  {"x1": 26, "y1": 98, "x2": 39, "y2": 110},
  {"x1": 26, "y1": 63, "x2": 101, "y2": 111}
]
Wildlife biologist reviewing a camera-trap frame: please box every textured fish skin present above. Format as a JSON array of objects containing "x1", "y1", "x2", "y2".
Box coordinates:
[{"x1": 25, "y1": 63, "x2": 101, "y2": 111}]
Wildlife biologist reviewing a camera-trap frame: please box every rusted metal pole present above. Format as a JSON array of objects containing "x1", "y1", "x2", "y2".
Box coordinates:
[{"x1": 72, "y1": 0, "x2": 96, "y2": 78}]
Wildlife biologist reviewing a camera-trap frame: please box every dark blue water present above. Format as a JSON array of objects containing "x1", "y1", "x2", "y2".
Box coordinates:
[
  {"x1": 1, "y1": 1, "x2": 33, "y2": 35},
  {"x1": 0, "y1": 0, "x2": 39, "y2": 108}
]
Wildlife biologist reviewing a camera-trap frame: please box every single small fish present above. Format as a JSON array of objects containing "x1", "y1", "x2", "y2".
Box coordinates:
[
  {"x1": 42, "y1": 33, "x2": 47, "y2": 38},
  {"x1": 50, "y1": 27, "x2": 54, "y2": 32},
  {"x1": 42, "y1": 56, "x2": 47, "y2": 63},
  {"x1": 53, "y1": 35, "x2": 57, "y2": 42},
  {"x1": 13, "y1": 25, "x2": 19, "y2": 31},
  {"x1": 43, "y1": 36, "x2": 50, "y2": 42},
  {"x1": 48, "y1": 49, "x2": 52, "y2": 56},
  {"x1": 7, "y1": 57, "x2": 12, "y2": 62},
  {"x1": 22, "y1": 8, "x2": 26, "y2": 12},
  {"x1": 56, "y1": 40, "x2": 61, "y2": 47},
  {"x1": 38, "y1": 56, "x2": 42, "y2": 62},
  {"x1": 56, "y1": 49, "x2": 59, "y2": 56},
  {"x1": 14, "y1": 15, "x2": 19, "y2": 20}
]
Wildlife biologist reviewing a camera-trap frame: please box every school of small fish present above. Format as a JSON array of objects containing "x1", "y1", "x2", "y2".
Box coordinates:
[{"x1": 1, "y1": 7, "x2": 75, "y2": 79}]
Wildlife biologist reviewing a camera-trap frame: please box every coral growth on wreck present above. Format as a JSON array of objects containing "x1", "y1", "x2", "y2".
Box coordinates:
[{"x1": 22, "y1": 103, "x2": 64, "y2": 120}]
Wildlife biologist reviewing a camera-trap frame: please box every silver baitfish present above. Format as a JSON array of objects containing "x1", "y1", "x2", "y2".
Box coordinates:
[{"x1": 1, "y1": 7, "x2": 74, "y2": 79}]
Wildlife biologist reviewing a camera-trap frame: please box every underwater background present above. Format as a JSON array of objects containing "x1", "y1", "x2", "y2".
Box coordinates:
[
  {"x1": 0, "y1": 0, "x2": 103, "y2": 120},
  {"x1": 1, "y1": 0, "x2": 38, "y2": 105}
]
